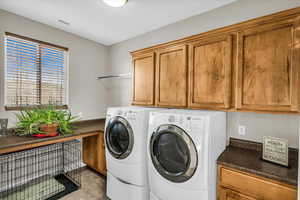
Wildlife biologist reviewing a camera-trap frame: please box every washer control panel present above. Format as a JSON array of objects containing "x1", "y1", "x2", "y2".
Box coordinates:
[{"x1": 107, "y1": 109, "x2": 138, "y2": 121}]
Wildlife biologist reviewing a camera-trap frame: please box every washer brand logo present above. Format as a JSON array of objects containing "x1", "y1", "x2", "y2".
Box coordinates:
[
  {"x1": 117, "y1": 111, "x2": 123, "y2": 115},
  {"x1": 168, "y1": 115, "x2": 175, "y2": 123}
]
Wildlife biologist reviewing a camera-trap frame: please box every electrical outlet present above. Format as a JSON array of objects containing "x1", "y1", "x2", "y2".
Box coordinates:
[{"x1": 238, "y1": 125, "x2": 246, "y2": 136}]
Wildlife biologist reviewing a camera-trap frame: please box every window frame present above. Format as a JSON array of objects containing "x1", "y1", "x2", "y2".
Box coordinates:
[{"x1": 3, "y1": 32, "x2": 69, "y2": 111}]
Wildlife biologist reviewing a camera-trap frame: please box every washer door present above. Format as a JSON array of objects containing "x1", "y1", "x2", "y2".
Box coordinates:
[
  {"x1": 105, "y1": 116, "x2": 134, "y2": 159},
  {"x1": 150, "y1": 124, "x2": 197, "y2": 183}
]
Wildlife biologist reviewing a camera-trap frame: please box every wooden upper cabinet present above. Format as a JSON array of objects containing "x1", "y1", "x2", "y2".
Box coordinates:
[
  {"x1": 131, "y1": 8, "x2": 300, "y2": 114},
  {"x1": 132, "y1": 52, "x2": 155, "y2": 105},
  {"x1": 236, "y1": 18, "x2": 300, "y2": 112},
  {"x1": 189, "y1": 36, "x2": 232, "y2": 109},
  {"x1": 156, "y1": 45, "x2": 188, "y2": 107}
]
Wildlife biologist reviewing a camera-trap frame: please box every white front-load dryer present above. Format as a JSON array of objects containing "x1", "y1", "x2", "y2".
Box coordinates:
[
  {"x1": 105, "y1": 106, "x2": 162, "y2": 200},
  {"x1": 147, "y1": 109, "x2": 226, "y2": 200}
]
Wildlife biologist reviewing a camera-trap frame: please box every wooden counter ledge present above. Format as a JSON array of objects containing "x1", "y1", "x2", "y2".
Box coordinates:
[
  {"x1": 217, "y1": 138, "x2": 298, "y2": 186},
  {"x1": 0, "y1": 119, "x2": 105, "y2": 155}
]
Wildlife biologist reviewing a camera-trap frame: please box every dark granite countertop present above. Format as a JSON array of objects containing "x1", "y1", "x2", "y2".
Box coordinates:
[
  {"x1": 0, "y1": 119, "x2": 105, "y2": 153},
  {"x1": 217, "y1": 138, "x2": 298, "y2": 186}
]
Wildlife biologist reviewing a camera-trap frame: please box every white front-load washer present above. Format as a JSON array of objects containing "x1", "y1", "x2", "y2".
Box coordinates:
[
  {"x1": 105, "y1": 106, "x2": 162, "y2": 200},
  {"x1": 147, "y1": 109, "x2": 226, "y2": 200}
]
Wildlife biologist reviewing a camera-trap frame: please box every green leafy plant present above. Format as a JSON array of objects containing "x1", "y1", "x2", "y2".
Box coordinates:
[{"x1": 15, "y1": 106, "x2": 79, "y2": 136}]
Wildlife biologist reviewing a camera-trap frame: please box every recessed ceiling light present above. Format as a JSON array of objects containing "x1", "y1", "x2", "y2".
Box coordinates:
[
  {"x1": 58, "y1": 19, "x2": 70, "y2": 26},
  {"x1": 102, "y1": 0, "x2": 128, "y2": 7}
]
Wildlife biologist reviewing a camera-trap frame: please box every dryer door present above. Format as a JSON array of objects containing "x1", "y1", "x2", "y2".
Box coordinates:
[
  {"x1": 105, "y1": 116, "x2": 134, "y2": 159},
  {"x1": 150, "y1": 124, "x2": 197, "y2": 183}
]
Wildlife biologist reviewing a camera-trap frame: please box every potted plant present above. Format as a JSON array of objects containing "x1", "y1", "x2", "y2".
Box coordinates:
[{"x1": 15, "y1": 106, "x2": 79, "y2": 137}]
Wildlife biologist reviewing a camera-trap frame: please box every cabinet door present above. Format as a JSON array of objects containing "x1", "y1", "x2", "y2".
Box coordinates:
[
  {"x1": 219, "y1": 187, "x2": 256, "y2": 200},
  {"x1": 132, "y1": 52, "x2": 155, "y2": 105},
  {"x1": 156, "y1": 45, "x2": 188, "y2": 107},
  {"x1": 99, "y1": 133, "x2": 107, "y2": 175},
  {"x1": 236, "y1": 19, "x2": 300, "y2": 112},
  {"x1": 189, "y1": 36, "x2": 232, "y2": 109},
  {"x1": 83, "y1": 133, "x2": 107, "y2": 176}
]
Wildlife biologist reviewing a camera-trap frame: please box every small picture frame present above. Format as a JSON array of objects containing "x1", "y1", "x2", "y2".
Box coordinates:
[{"x1": 262, "y1": 136, "x2": 289, "y2": 167}]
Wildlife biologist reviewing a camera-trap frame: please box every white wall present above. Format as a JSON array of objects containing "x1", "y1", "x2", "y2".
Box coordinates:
[
  {"x1": 0, "y1": 9, "x2": 110, "y2": 127},
  {"x1": 108, "y1": 0, "x2": 300, "y2": 148}
]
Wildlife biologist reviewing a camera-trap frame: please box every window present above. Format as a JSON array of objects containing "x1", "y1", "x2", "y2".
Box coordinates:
[{"x1": 4, "y1": 32, "x2": 68, "y2": 110}]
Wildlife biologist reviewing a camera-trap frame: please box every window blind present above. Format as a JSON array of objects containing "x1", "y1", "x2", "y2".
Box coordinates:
[{"x1": 4, "y1": 33, "x2": 68, "y2": 109}]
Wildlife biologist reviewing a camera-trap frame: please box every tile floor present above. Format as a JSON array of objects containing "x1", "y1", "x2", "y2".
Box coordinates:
[{"x1": 61, "y1": 168, "x2": 107, "y2": 200}]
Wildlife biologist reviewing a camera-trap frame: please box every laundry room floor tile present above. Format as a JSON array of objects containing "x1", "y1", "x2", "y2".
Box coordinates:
[{"x1": 61, "y1": 168, "x2": 108, "y2": 200}]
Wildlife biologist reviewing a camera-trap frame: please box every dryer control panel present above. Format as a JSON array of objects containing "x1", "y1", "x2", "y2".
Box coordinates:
[{"x1": 150, "y1": 112, "x2": 205, "y2": 132}]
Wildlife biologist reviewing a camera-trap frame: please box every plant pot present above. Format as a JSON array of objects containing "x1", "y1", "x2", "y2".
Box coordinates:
[{"x1": 40, "y1": 123, "x2": 59, "y2": 136}]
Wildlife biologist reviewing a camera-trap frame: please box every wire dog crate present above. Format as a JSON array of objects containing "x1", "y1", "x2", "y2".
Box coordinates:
[{"x1": 0, "y1": 140, "x2": 82, "y2": 200}]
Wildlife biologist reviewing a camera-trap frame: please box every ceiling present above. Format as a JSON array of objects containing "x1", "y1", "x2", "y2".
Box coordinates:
[{"x1": 0, "y1": 0, "x2": 236, "y2": 46}]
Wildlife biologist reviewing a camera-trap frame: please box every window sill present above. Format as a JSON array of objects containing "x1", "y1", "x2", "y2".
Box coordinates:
[{"x1": 5, "y1": 105, "x2": 69, "y2": 111}]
